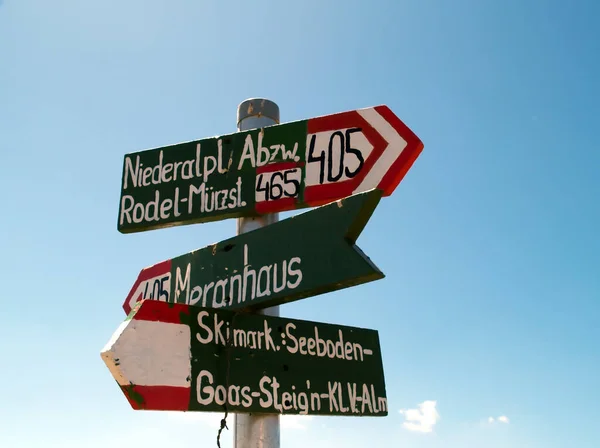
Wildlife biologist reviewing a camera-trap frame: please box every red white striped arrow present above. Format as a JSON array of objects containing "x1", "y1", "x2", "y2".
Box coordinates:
[
  {"x1": 302, "y1": 105, "x2": 423, "y2": 207},
  {"x1": 355, "y1": 106, "x2": 417, "y2": 194},
  {"x1": 102, "y1": 301, "x2": 192, "y2": 410}
]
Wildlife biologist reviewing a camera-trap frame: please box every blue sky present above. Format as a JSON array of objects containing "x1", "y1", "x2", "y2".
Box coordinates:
[{"x1": 1, "y1": 0, "x2": 599, "y2": 447}]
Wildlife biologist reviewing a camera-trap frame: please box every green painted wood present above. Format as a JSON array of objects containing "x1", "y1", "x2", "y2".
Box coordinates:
[
  {"x1": 102, "y1": 299, "x2": 388, "y2": 416},
  {"x1": 123, "y1": 189, "x2": 384, "y2": 314},
  {"x1": 117, "y1": 119, "x2": 307, "y2": 233},
  {"x1": 116, "y1": 105, "x2": 425, "y2": 233}
]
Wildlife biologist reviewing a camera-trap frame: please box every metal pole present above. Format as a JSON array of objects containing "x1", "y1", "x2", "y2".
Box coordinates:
[{"x1": 234, "y1": 98, "x2": 281, "y2": 448}]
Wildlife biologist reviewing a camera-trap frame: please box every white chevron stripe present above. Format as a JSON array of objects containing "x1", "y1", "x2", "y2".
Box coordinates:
[{"x1": 355, "y1": 108, "x2": 407, "y2": 193}]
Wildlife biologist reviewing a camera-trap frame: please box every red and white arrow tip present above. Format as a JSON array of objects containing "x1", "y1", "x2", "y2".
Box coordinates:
[
  {"x1": 102, "y1": 301, "x2": 193, "y2": 410},
  {"x1": 354, "y1": 105, "x2": 423, "y2": 196},
  {"x1": 303, "y1": 105, "x2": 423, "y2": 207}
]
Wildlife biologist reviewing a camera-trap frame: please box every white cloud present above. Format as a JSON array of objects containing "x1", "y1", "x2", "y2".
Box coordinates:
[
  {"x1": 488, "y1": 415, "x2": 510, "y2": 425},
  {"x1": 399, "y1": 400, "x2": 440, "y2": 433}
]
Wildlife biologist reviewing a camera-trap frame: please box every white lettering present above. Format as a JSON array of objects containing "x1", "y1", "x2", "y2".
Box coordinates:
[
  {"x1": 123, "y1": 156, "x2": 140, "y2": 189},
  {"x1": 196, "y1": 370, "x2": 214, "y2": 405},
  {"x1": 286, "y1": 257, "x2": 302, "y2": 289},
  {"x1": 238, "y1": 134, "x2": 256, "y2": 169},
  {"x1": 257, "y1": 131, "x2": 270, "y2": 166},
  {"x1": 175, "y1": 263, "x2": 191, "y2": 304},
  {"x1": 196, "y1": 311, "x2": 213, "y2": 343}
]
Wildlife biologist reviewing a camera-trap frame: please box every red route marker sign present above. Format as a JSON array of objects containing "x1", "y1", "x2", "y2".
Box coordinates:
[{"x1": 300, "y1": 105, "x2": 423, "y2": 209}]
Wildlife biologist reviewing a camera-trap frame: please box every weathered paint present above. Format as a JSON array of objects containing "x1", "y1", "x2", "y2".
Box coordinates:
[
  {"x1": 122, "y1": 189, "x2": 384, "y2": 315},
  {"x1": 117, "y1": 105, "x2": 423, "y2": 233},
  {"x1": 102, "y1": 299, "x2": 388, "y2": 416}
]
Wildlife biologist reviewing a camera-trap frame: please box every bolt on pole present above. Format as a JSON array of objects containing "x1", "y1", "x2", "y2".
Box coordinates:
[{"x1": 234, "y1": 98, "x2": 281, "y2": 448}]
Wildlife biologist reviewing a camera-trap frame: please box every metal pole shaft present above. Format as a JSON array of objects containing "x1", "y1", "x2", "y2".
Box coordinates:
[{"x1": 234, "y1": 98, "x2": 281, "y2": 448}]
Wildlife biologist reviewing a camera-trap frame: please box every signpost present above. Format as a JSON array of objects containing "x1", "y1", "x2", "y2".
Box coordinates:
[
  {"x1": 102, "y1": 299, "x2": 388, "y2": 416},
  {"x1": 117, "y1": 104, "x2": 423, "y2": 234},
  {"x1": 234, "y1": 99, "x2": 282, "y2": 448},
  {"x1": 122, "y1": 189, "x2": 384, "y2": 315},
  {"x1": 103, "y1": 98, "x2": 424, "y2": 448}
]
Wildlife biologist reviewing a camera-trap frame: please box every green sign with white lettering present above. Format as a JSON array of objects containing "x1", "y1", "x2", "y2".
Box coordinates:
[
  {"x1": 123, "y1": 190, "x2": 384, "y2": 315},
  {"x1": 117, "y1": 105, "x2": 424, "y2": 233},
  {"x1": 102, "y1": 299, "x2": 388, "y2": 416}
]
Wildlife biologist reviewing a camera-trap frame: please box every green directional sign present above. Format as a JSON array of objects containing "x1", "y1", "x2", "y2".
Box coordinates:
[
  {"x1": 123, "y1": 189, "x2": 384, "y2": 314},
  {"x1": 102, "y1": 299, "x2": 388, "y2": 416},
  {"x1": 117, "y1": 105, "x2": 424, "y2": 233}
]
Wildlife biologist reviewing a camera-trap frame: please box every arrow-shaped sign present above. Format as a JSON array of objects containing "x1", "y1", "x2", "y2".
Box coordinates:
[
  {"x1": 117, "y1": 105, "x2": 423, "y2": 233},
  {"x1": 103, "y1": 299, "x2": 388, "y2": 416},
  {"x1": 123, "y1": 189, "x2": 384, "y2": 315}
]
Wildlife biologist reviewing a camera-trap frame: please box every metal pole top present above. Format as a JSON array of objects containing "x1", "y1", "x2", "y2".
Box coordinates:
[{"x1": 237, "y1": 98, "x2": 280, "y2": 128}]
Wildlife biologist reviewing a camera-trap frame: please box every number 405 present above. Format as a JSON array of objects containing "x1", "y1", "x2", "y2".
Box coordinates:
[{"x1": 307, "y1": 127, "x2": 365, "y2": 185}]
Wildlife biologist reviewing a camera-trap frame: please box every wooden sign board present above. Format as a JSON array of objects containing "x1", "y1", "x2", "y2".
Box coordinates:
[
  {"x1": 117, "y1": 105, "x2": 423, "y2": 233},
  {"x1": 102, "y1": 300, "x2": 388, "y2": 416},
  {"x1": 122, "y1": 189, "x2": 384, "y2": 315}
]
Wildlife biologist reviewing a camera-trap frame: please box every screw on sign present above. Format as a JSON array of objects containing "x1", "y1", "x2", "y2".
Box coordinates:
[
  {"x1": 122, "y1": 189, "x2": 385, "y2": 315},
  {"x1": 102, "y1": 299, "x2": 388, "y2": 416},
  {"x1": 117, "y1": 105, "x2": 423, "y2": 233}
]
